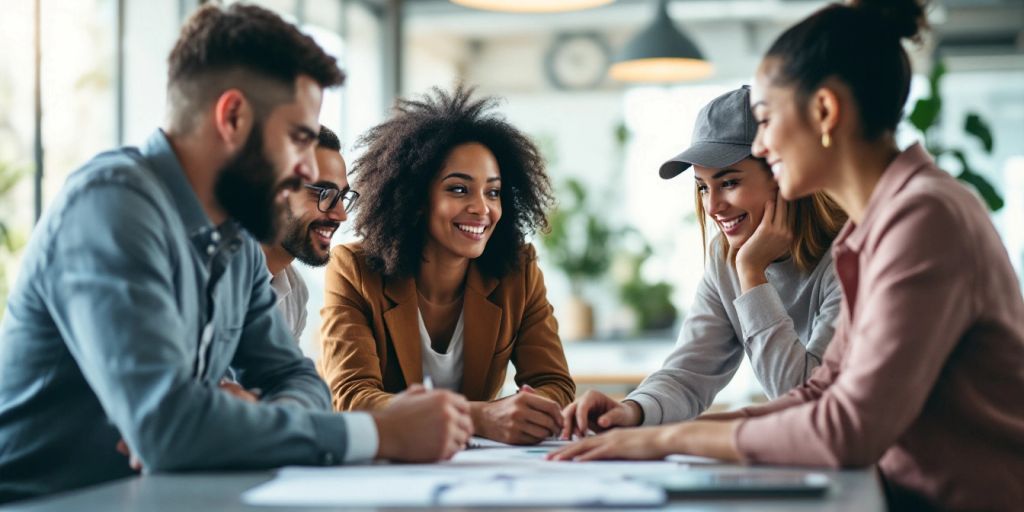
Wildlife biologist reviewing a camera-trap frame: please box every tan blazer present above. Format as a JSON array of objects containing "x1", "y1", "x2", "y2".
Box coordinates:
[{"x1": 319, "y1": 242, "x2": 575, "y2": 411}]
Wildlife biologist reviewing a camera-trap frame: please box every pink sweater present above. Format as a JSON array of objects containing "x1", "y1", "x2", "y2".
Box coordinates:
[{"x1": 734, "y1": 144, "x2": 1024, "y2": 510}]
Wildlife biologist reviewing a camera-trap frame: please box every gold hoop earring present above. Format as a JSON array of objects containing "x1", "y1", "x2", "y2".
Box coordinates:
[{"x1": 821, "y1": 132, "x2": 832, "y2": 148}]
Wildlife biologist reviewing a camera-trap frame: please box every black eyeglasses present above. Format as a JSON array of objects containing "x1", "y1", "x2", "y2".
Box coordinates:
[{"x1": 304, "y1": 184, "x2": 359, "y2": 213}]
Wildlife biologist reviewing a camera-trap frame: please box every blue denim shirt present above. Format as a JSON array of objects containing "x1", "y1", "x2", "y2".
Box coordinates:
[{"x1": 0, "y1": 131, "x2": 355, "y2": 502}]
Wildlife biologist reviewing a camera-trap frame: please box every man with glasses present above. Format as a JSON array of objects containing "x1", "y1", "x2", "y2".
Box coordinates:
[{"x1": 262, "y1": 125, "x2": 357, "y2": 341}]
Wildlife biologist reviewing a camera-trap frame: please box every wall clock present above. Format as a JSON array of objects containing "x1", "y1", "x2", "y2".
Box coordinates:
[{"x1": 543, "y1": 32, "x2": 612, "y2": 91}]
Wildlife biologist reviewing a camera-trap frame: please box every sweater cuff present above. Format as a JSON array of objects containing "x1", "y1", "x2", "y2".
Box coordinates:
[
  {"x1": 733, "y1": 284, "x2": 788, "y2": 341},
  {"x1": 624, "y1": 393, "x2": 663, "y2": 426}
]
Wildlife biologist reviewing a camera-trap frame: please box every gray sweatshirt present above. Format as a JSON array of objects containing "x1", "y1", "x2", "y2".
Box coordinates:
[{"x1": 627, "y1": 237, "x2": 842, "y2": 425}]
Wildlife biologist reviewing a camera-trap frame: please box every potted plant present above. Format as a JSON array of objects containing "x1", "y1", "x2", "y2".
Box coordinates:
[
  {"x1": 540, "y1": 177, "x2": 614, "y2": 341},
  {"x1": 615, "y1": 238, "x2": 677, "y2": 335}
]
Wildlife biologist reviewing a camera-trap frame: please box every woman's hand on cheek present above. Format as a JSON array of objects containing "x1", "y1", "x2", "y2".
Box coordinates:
[{"x1": 735, "y1": 192, "x2": 792, "y2": 293}]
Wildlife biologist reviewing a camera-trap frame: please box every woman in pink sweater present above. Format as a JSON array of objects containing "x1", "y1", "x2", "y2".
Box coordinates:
[{"x1": 550, "y1": 1, "x2": 1024, "y2": 509}]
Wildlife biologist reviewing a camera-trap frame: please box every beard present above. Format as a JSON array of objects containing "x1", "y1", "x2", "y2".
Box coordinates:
[
  {"x1": 279, "y1": 205, "x2": 334, "y2": 267},
  {"x1": 214, "y1": 121, "x2": 302, "y2": 243}
]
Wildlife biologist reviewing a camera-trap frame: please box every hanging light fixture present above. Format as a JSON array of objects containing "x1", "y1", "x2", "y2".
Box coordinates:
[
  {"x1": 609, "y1": 0, "x2": 712, "y2": 83},
  {"x1": 449, "y1": 0, "x2": 614, "y2": 14}
]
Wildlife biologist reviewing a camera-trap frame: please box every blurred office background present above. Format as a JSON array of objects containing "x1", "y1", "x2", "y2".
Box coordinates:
[{"x1": 1, "y1": 0, "x2": 1022, "y2": 406}]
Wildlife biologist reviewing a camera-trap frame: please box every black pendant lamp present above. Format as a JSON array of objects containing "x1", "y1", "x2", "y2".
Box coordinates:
[{"x1": 609, "y1": 0, "x2": 712, "y2": 83}]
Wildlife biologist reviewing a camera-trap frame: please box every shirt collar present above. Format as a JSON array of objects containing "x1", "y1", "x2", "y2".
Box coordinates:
[
  {"x1": 270, "y1": 264, "x2": 294, "y2": 301},
  {"x1": 835, "y1": 142, "x2": 934, "y2": 253},
  {"x1": 141, "y1": 129, "x2": 245, "y2": 263}
]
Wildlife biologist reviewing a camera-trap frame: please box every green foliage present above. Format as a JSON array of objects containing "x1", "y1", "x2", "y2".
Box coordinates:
[
  {"x1": 540, "y1": 178, "x2": 614, "y2": 295},
  {"x1": 963, "y1": 114, "x2": 993, "y2": 153},
  {"x1": 906, "y1": 59, "x2": 1003, "y2": 211},
  {"x1": 616, "y1": 239, "x2": 676, "y2": 333}
]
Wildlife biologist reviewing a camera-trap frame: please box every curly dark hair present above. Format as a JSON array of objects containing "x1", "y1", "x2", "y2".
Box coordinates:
[
  {"x1": 167, "y1": 3, "x2": 344, "y2": 131},
  {"x1": 351, "y1": 85, "x2": 553, "y2": 279}
]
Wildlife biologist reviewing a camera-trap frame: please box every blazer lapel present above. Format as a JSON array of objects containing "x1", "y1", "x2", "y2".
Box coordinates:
[
  {"x1": 382, "y1": 275, "x2": 423, "y2": 387},
  {"x1": 460, "y1": 263, "x2": 502, "y2": 401}
]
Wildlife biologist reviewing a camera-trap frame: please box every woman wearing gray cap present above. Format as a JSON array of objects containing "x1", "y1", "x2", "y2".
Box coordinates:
[
  {"x1": 554, "y1": 1, "x2": 1024, "y2": 508},
  {"x1": 559, "y1": 85, "x2": 846, "y2": 438}
]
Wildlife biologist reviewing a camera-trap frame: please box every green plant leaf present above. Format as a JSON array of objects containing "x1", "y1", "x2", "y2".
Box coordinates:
[
  {"x1": 964, "y1": 113, "x2": 994, "y2": 154},
  {"x1": 614, "y1": 122, "x2": 630, "y2": 148},
  {"x1": 928, "y1": 60, "x2": 946, "y2": 99},
  {"x1": 909, "y1": 97, "x2": 941, "y2": 133},
  {"x1": 952, "y1": 149, "x2": 1004, "y2": 211}
]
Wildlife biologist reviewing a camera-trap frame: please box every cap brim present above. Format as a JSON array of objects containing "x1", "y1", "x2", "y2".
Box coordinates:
[{"x1": 659, "y1": 142, "x2": 752, "y2": 179}]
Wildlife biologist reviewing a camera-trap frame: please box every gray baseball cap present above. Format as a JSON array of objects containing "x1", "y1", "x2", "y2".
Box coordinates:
[{"x1": 659, "y1": 85, "x2": 756, "y2": 179}]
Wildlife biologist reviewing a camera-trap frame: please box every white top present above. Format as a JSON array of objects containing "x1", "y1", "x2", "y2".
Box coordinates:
[
  {"x1": 418, "y1": 308, "x2": 465, "y2": 392},
  {"x1": 270, "y1": 263, "x2": 309, "y2": 342}
]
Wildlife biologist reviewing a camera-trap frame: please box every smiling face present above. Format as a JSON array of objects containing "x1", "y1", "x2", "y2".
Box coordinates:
[
  {"x1": 750, "y1": 59, "x2": 830, "y2": 201},
  {"x1": 694, "y1": 158, "x2": 776, "y2": 250},
  {"x1": 279, "y1": 146, "x2": 349, "y2": 266},
  {"x1": 214, "y1": 75, "x2": 323, "y2": 243},
  {"x1": 424, "y1": 142, "x2": 503, "y2": 263}
]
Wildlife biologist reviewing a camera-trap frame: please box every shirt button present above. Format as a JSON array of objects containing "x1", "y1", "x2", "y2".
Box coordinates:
[
  {"x1": 211, "y1": 231, "x2": 221, "y2": 242},
  {"x1": 322, "y1": 452, "x2": 336, "y2": 465},
  {"x1": 207, "y1": 244, "x2": 216, "y2": 255}
]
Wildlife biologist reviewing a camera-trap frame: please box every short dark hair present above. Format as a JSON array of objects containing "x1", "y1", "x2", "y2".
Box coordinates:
[
  {"x1": 764, "y1": 0, "x2": 928, "y2": 139},
  {"x1": 317, "y1": 125, "x2": 342, "y2": 152},
  {"x1": 351, "y1": 85, "x2": 553, "y2": 279},
  {"x1": 167, "y1": 3, "x2": 345, "y2": 131}
]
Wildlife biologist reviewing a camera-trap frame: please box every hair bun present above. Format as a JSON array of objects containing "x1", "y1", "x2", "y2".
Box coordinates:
[{"x1": 851, "y1": 0, "x2": 928, "y2": 40}]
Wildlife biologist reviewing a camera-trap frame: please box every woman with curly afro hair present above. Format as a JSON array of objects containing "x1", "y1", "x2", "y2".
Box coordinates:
[{"x1": 319, "y1": 85, "x2": 575, "y2": 445}]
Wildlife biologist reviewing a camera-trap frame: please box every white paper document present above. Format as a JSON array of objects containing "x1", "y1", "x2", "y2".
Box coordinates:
[
  {"x1": 439, "y1": 475, "x2": 665, "y2": 507},
  {"x1": 241, "y1": 465, "x2": 666, "y2": 507}
]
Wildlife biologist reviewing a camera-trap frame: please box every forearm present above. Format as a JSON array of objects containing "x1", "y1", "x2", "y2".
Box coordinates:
[
  {"x1": 469, "y1": 401, "x2": 489, "y2": 434},
  {"x1": 627, "y1": 355, "x2": 739, "y2": 425},
  {"x1": 738, "y1": 267, "x2": 769, "y2": 294},
  {"x1": 734, "y1": 284, "x2": 824, "y2": 398},
  {"x1": 659, "y1": 420, "x2": 743, "y2": 462},
  {"x1": 253, "y1": 358, "x2": 332, "y2": 411},
  {"x1": 526, "y1": 381, "x2": 575, "y2": 408},
  {"x1": 333, "y1": 384, "x2": 395, "y2": 412},
  {"x1": 114, "y1": 374, "x2": 351, "y2": 471},
  {"x1": 318, "y1": 338, "x2": 394, "y2": 412}
]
